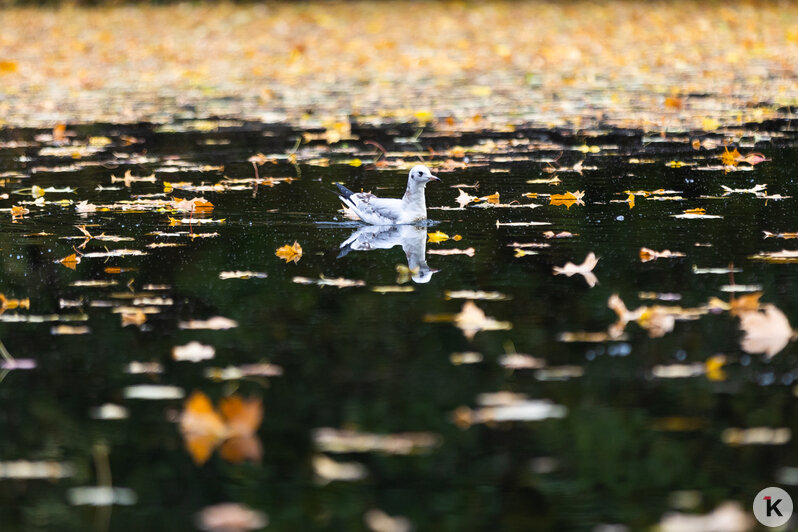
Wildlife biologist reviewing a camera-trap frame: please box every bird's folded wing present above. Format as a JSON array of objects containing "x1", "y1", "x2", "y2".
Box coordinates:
[{"x1": 350, "y1": 195, "x2": 403, "y2": 224}]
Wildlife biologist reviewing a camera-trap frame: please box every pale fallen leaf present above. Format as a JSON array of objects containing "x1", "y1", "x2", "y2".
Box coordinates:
[
  {"x1": 179, "y1": 316, "x2": 238, "y2": 330},
  {"x1": 313, "y1": 454, "x2": 368, "y2": 484},
  {"x1": 454, "y1": 189, "x2": 477, "y2": 208},
  {"x1": 195, "y1": 503, "x2": 268, "y2": 532},
  {"x1": 738, "y1": 304, "x2": 794, "y2": 358},
  {"x1": 173, "y1": 341, "x2": 215, "y2": 362},
  {"x1": 553, "y1": 252, "x2": 599, "y2": 287},
  {"x1": 639, "y1": 247, "x2": 686, "y2": 262},
  {"x1": 313, "y1": 428, "x2": 440, "y2": 455},
  {"x1": 219, "y1": 271, "x2": 268, "y2": 280},
  {"x1": 658, "y1": 501, "x2": 751, "y2": 532},
  {"x1": 364, "y1": 509, "x2": 412, "y2": 532},
  {"x1": 454, "y1": 301, "x2": 512, "y2": 340},
  {"x1": 427, "y1": 247, "x2": 474, "y2": 256},
  {"x1": 293, "y1": 276, "x2": 365, "y2": 288}
]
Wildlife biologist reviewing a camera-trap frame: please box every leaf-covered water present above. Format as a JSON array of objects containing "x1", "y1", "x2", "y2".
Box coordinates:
[{"x1": 0, "y1": 118, "x2": 796, "y2": 531}]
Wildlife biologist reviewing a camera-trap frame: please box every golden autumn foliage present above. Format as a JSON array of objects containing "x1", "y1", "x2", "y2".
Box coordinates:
[
  {"x1": 275, "y1": 241, "x2": 303, "y2": 264},
  {"x1": 179, "y1": 391, "x2": 263, "y2": 465}
]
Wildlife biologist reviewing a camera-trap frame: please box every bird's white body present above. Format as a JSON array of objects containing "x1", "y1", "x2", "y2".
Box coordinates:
[
  {"x1": 337, "y1": 165, "x2": 440, "y2": 225},
  {"x1": 338, "y1": 224, "x2": 438, "y2": 283}
]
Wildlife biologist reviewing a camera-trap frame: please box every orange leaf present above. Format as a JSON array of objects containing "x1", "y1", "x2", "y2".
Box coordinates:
[
  {"x1": 180, "y1": 392, "x2": 227, "y2": 465},
  {"x1": 720, "y1": 146, "x2": 740, "y2": 167},
  {"x1": 219, "y1": 396, "x2": 263, "y2": 438},
  {"x1": 664, "y1": 96, "x2": 684, "y2": 109},
  {"x1": 60, "y1": 253, "x2": 80, "y2": 270},
  {"x1": 275, "y1": 241, "x2": 302, "y2": 263},
  {"x1": 218, "y1": 436, "x2": 263, "y2": 464}
]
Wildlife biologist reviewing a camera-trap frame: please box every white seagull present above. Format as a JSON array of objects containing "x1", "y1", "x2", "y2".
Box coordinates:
[{"x1": 336, "y1": 165, "x2": 440, "y2": 225}]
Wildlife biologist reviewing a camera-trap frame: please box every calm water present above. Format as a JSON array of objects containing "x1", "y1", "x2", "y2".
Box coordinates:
[{"x1": 0, "y1": 120, "x2": 796, "y2": 531}]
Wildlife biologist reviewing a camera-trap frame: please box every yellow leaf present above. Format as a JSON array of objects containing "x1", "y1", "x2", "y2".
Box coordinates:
[
  {"x1": 705, "y1": 355, "x2": 727, "y2": 381},
  {"x1": 684, "y1": 208, "x2": 706, "y2": 215},
  {"x1": 275, "y1": 241, "x2": 302, "y2": 263},
  {"x1": 348, "y1": 158, "x2": 363, "y2": 167},
  {"x1": 0, "y1": 61, "x2": 18, "y2": 74},
  {"x1": 180, "y1": 392, "x2": 227, "y2": 465},
  {"x1": 702, "y1": 117, "x2": 721, "y2": 130},
  {"x1": 427, "y1": 231, "x2": 450, "y2": 243},
  {"x1": 89, "y1": 136, "x2": 112, "y2": 147},
  {"x1": 627, "y1": 194, "x2": 635, "y2": 209},
  {"x1": 476, "y1": 192, "x2": 500, "y2": 204},
  {"x1": 720, "y1": 146, "x2": 741, "y2": 167},
  {"x1": 413, "y1": 110, "x2": 434, "y2": 122},
  {"x1": 10, "y1": 205, "x2": 29, "y2": 218}
]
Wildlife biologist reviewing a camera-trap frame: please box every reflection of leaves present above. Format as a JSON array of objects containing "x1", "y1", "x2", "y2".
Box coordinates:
[{"x1": 738, "y1": 304, "x2": 794, "y2": 358}]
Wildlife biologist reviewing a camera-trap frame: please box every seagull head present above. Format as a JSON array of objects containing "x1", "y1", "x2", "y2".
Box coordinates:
[{"x1": 409, "y1": 165, "x2": 440, "y2": 185}]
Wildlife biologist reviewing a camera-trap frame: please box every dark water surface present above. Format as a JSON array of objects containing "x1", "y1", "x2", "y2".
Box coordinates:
[{"x1": 0, "y1": 120, "x2": 796, "y2": 531}]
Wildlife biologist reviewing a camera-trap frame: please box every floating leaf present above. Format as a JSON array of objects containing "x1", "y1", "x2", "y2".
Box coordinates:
[
  {"x1": 195, "y1": 503, "x2": 268, "y2": 532},
  {"x1": 275, "y1": 241, "x2": 302, "y2": 263},
  {"x1": 454, "y1": 301, "x2": 512, "y2": 340},
  {"x1": 639, "y1": 248, "x2": 686, "y2": 262},
  {"x1": 553, "y1": 252, "x2": 599, "y2": 287},
  {"x1": 427, "y1": 247, "x2": 474, "y2": 256},
  {"x1": 737, "y1": 304, "x2": 794, "y2": 358},
  {"x1": 549, "y1": 190, "x2": 585, "y2": 208},
  {"x1": 173, "y1": 342, "x2": 215, "y2": 362},
  {"x1": 427, "y1": 231, "x2": 450, "y2": 243}
]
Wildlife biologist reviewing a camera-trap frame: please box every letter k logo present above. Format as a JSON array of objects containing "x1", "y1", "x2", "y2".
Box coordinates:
[{"x1": 765, "y1": 496, "x2": 783, "y2": 517}]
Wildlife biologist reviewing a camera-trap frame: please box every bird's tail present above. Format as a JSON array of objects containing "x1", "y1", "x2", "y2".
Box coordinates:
[{"x1": 335, "y1": 183, "x2": 356, "y2": 201}]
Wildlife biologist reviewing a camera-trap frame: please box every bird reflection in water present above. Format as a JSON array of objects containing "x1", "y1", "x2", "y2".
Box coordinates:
[{"x1": 338, "y1": 225, "x2": 439, "y2": 284}]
